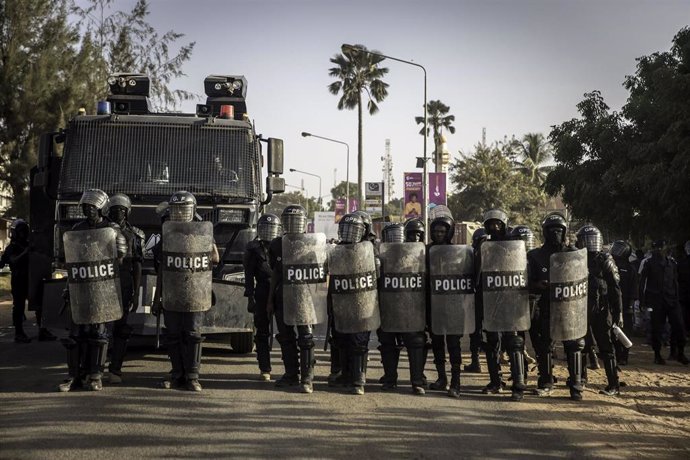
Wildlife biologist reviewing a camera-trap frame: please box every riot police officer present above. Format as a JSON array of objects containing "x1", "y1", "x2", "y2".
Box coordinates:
[
  {"x1": 427, "y1": 216, "x2": 465, "y2": 397},
  {"x1": 377, "y1": 222, "x2": 427, "y2": 395},
  {"x1": 464, "y1": 227, "x2": 486, "y2": 373},
  {"x1": 404, "y1": 218, "x2": 425, "y2": 243},
  {"x1": 105, "y1": 194, "x2": 144, "y2": 384},
  {"x1": 609, "y1": 240, "x2": 638, "y2": 365},
  {"x1": 528, "y1": 212, "x2": 585, "y2": 400},
  {"x1": 267, "y1": 205, "x2": 322, "y2": 393},
  {"x1": 638, "y1": 240, "x2": 688, "y2": 365},
  {"x1": 154, "y1": 191, "x2": 219, "y2": 392},
  {"x1": 243, "y1": 213, "x2": 282, "y2": 381},
  {"x1": 328, "y1": 213, "x2": 379, "y2": 395},
  {"x1": 478, "y1": 210, "x2": 530, "y2": 401},
  {"x1": 59, "y1": 189, "x2": 127, "y2": 392},
  {"x1": 576, "y1": 225, "x2": 623, "y2": 396},
  {"x1": 510, "y1": 225, "x2": 538, "y2": 368},
  {"x1": 1, "y1": 220, "x2": 56, "y2": 343}
]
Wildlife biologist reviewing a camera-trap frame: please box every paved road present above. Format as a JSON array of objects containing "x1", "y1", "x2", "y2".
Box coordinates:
[{"x1": 1, "y1": 304, "x2": 689, "y2": 459}]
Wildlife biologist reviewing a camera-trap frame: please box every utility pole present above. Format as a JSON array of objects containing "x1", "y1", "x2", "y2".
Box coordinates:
[{"x1": 381, "y1": 138, "x2": 394, "y2": 221}]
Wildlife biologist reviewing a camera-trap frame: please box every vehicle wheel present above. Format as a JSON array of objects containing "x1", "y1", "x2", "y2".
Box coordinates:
[{"x1": 230, "y1": 331, "x2": 254, "y2": 354}]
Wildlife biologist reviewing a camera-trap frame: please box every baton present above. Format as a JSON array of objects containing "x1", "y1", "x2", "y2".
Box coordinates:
[{"x1": 155, "y1": 309, "x2": 161, "y2": 349}]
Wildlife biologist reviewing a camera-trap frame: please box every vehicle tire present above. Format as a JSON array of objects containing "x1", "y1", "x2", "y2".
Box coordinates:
[{"x1": 230, "y1": 331, "x2": 254, "y2": 354}]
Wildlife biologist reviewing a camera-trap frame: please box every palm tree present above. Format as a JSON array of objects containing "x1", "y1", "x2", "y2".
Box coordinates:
[
  {"x1": 415, "y1": 100, "x2": 455, "y2": 172},
  {"x1": 328, "y1": 45, "x2": 389, "y2": 205},
  {"x1": 513, "y1": 133, "x2": 553, "y2": 186}
]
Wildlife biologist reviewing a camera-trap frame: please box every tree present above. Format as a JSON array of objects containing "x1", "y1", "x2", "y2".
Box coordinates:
[
  {"x1": 328, "y1": 45, "x2": 389, "y2": 205},
  {"x1": 512, "y1": 133, "x2": 553, "y2": 186},
  {"x1": 265, "y1": 191, "x2": 320, "y2": 220},
  {"x1": 327, "y1": 181, "x2": 358, "y2": 211},
  {"x1": 448, "y1": 142, "x2": 545, "y2": 230},
  {"x1": 415, "y1": 100, "x2": 455, "y2": 172},
  {"x1": 0, "y1": 0, "x2": 94, "y2": 218},
  {"x1": 72, "y1": 0, "x2": 195, "y2": 111}
]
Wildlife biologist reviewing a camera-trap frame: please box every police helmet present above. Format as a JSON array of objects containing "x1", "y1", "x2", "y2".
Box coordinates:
[
  {"x1": 404, "y1": 218, "x2": 425, "y2": 243},
  {"x1": 482, "y1": 209, "x2": 508, "y2": 230},
  {"x1": 651, "y1": 239, "x2": 666, "y2": 250},
  {"x1": 281, "y1": 204, "x2": 307, "y2": 234},
  {"x1": 576, "y1": 225, "x2": 603, "y2": 252},
  {"x1": 381, "y1": 223, "x2": 405, "y2": 243},
  {"x1": 257, "y1": 213, "x2": 282, "y2": 241},
  {"x1": 9, "y1": 219, "x2": 29, "y2": 240},
  {"x1": 79, "y1": 189, "x2": 109, "y2": 213},
  {"x1": 107, "y1": 193, "x2": 132, "y2": 215},
  {"x1": 338, "y1": 213, "x2": 366, "y2": 244},
  {"x1": 430, "y1": 216, "x2": 455, "y2": 244},
  {"x1": 353, "y1": 210, "x2": 373, "y2": 241},
  {"x1": 609, "y1": 240, "x2": 632, "y2": 259},
  {"x1": 471, "y1": 227, "x2": 486, "y2": 249},
  {"x1": 511, "y1": 225, "x2": 536, "y2": 251},
  {"x1": 168, "y1": 190, "x2": 197, "y2": 222}
]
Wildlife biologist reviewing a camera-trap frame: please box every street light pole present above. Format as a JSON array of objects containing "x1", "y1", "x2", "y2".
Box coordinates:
[
  {"x1": 289, "y1": 168, "x2": 322, "y2": 211},
  {"x1": 301, "y1": 132, "x2": 351, "y2": 213},
  {"x1": 341, "y1": 44, "x2": 428, "y2": 240}
]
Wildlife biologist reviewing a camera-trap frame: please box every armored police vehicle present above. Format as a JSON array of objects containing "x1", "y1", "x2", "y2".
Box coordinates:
[{"x1": 29, "y1": 73, "x2": 285, "y2": 353}]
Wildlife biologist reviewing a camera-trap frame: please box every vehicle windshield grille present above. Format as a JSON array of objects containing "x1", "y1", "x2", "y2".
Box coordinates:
[{"x1": 58, "y1": 117, "x2": 260, "y2": 200}]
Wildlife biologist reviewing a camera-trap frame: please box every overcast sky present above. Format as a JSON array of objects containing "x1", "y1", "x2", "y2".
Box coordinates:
[{"x1": 104, "y1": 0, "x2": 689, "y2": 199}]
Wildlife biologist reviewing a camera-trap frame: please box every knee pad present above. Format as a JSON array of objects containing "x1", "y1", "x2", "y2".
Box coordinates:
[
  {"x1": 183, "y1": 331, "x2": 204, "y2": 344},
  {"x1": 564, "y1": 338, "x2": 585, "y2": 353},
  {"x1": 506, "y1": 334, "x2": 525, "y2": 352},
  {"x1": 406, "y1": 332, "x2": 426, "y2": 349}
]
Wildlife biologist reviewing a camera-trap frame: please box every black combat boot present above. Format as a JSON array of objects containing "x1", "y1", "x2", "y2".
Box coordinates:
[
  {"x1": 182, "y1": 334, "x2": 204, "y2": 392},
  {"x1": 380, "y1": 346, "x2": 400, "y2": 390},
  {"x1": 448, "y1": 364, "x2": 461, "y2": 398},
  {"x1": 86, "y1": 337, "x2": 108, "y2": 391},
  {"x1": 464, "y1": 352, "x2": 482, "y2": 373},
  {"x1": 58, "y1": 338, "x2": 83, "y2": 392},
  {"x1": 654, "y1": 350, "x2": 666, "y2": 365},
  {"x1": 255, "y1": 338, "x2": 272, "y2": 381},
  {"x1": 276, "y1": 341, "x2": 300, "y2": 387},
  {"x1": 510, "y1": 351, "x2": 526, "y2": 402},
  {"x1": 482, "y1": 349, "x2": 505, "y2": 394},
  {"x1": 107, "y1": 326, "x2": 131, "y2": 384},
  {"x1": 567, "y1": 351, "x2": 584, "y2": 401},
  {"x1": 676, "y1": 345, "x2": 689, "y2": 365},
  {"x1": 429, "y1": 362, "x2": 448, "y2": 391},
  {"x1": 350, "y1": 351, "x2": 367, "y2": 395},
  {"x1": 599, "y1": 356, "x2": 620, "y2": 396},
  {"x1": 408, "y1": 346, "x2": 426, "y2": 395},
  {"x1": 299, "y1": 346, "x2": 315, "y2": 394}
]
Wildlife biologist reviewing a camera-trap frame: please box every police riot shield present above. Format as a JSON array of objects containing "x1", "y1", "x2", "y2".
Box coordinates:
[
  {"x1": 282, "y1": 233, "x2": 328, "y2": 325},
  {"x1": 549, "y1": 248, "x2": 588, "y2": 341},
  {"x1": 480, "y1": 240, "x2": 530, "y2": 332},
  {"x1": 161, "y1": 221, "x2": 214, "y2": 313},
  {"x1": 378, "y1": 242, "x2": 426, "y2": 332},
  {"x1": 329, "y1": 242, "x2": 380, "y2": 333},
  {"x1": 64, "y1": 227, "x2": 123, "y2": 325},
  {"x1": 430, "y1": 245, "x2": 476, "y2": 335}
]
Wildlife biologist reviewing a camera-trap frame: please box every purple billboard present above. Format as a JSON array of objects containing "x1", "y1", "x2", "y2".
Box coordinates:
[
  {"x1": 403, "y1": 172, "x2": 423, "y2": 219},
  {"x1": 428, "y1": 172, "x2": 447, "y2": 207}
]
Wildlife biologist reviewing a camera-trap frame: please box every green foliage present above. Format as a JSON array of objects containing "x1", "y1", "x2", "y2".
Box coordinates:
[
  {"x1": 265, "y1": 191, "x2": 320, "y2": 220},
  {"x1": 511, "y1": 133, "x2": 553, "y2": 186},
  {"x1": 547, "y1": 26, "x2": 690, "y2": 243},
  {"x1": 448, "y1": 142, "x2": 545, "y2": 230},
  {"x1": 328, "y1": 45, "x2": 389, "y2": 204},
  {"x1": 0, "y1": 0, "x2": 93, "y2": 218},
  {"x1": 72, "y1": 0, "x2": 196, "y2": 111},
  {"x1": 327, "y1": 181, "x2": 358, "y2": 211}
]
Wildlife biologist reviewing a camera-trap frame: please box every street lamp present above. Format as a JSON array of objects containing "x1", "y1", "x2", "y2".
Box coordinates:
[
  {"x1": 290, "y1": 168, "x2": 322, "y2": 211},
  {"x1": 341, "y1": 44, "x2": 428, "y2": 240},
  {"x1": 302, "y1": 131, "x2": 350, "y2": 213}
]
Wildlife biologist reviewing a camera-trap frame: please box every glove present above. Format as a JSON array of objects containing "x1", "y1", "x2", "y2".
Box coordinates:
[
  {"x1": 615, "y1": 312, "x2": 624, "y2": 329},
  {"x1": 247, "y1": 296, "x2": 256, "y2": 313}
]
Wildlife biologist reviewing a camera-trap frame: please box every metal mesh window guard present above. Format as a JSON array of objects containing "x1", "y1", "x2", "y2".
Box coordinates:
[{"x1": 59, "y1": 116, "x2": 261, "y2": 200}]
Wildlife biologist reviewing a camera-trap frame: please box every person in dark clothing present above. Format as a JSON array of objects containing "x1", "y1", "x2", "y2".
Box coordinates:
[
  {"x1": 678, "y1": 241, "x2": 690, "y2": 332},
  {"x1": 243, "y1": 213, "x2": 281, "y2": 381},
  {"x1": 426, "y1": 216, "x2": 464, "y2": 398},
  {"x1": 528, "y1": 212, "x2": 584, "y2": 400},
  {"x1": 377, "y1": 222, "x2": 427, "y2": 395},
  {"x1": 266, "y1": 204, "x2": 322, "y2": 393},
  {"x1": 478, "y1": 209, "x2": 529, "y2": 401},
  {"x1": 154, "y1": 191, "x2": 219, "y2": 392},
  {"x1": 609, "y1": 240, "x2": 638, "y2": 365},
  {"x1": 464, "y1": 227, "x2": 486, "y2": 374},
  {"x1": 575, "y1": 225, "x2": 623, "y2": 396},
  {"x1": 59, "y1": 189, "x2": 127, "y2": 392},
  {"x1": 105, "y1": 194, "x2": 144, "y2": 384},
  {"x1": 638, "y1": 240, "x2": 688, "y2": 365},
  {"x1": 1, "y1": 220, "x2": 56, "y2": 343}
]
